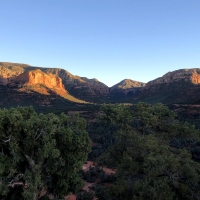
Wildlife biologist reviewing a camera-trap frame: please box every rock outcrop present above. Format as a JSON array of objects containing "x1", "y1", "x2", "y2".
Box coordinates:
[
  {"x1": 9, "y1": 69, "x2": 87, "y2": 103},
  {"x1": 146, "y1": 69, "x2": 200, "y2": 87},
  {"x1": 0, "y1": 62, "x2": 108, "y2": 102},
  {"x1": 138, "y1": 68, "x2": 200, "y2": 104},
  {"x1": 191, "y1": 70, "x2": 200, "y2": 84},
  {"x1": 42, "y1": 68, "x2": 109, "y2": 100},
  {"x1": 12, "y1": 69, "x2": 65, "y2": 95},
  {"x1": 0, "y1": 64, "x2": 25, "y2": 85}
]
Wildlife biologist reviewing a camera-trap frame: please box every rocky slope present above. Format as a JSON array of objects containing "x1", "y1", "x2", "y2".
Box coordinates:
[
  {"x1": 137, "y1": 68, "x2": 200, "y2": 104},
  {"x1": 0, "y1": 62, "x2": 28, "y2": 85},
  {"x1": 0, "y1": 63, "x2": 110, "y2": 102},
  {"x1": 1, "y1": 62, "x2": 200, "y2": 106},
  {"x1": 0, "y1": 62, "x2": 87, "y2": 104},
  {"x1": 42, "y1": 68, "x2": 109, "y2": 101},
  {"x1": 110, "y1": 79, "x2": 145, "y2": 95},
  {"x1": 146, "y1": 69, "x2": 200, "y2": 87}
]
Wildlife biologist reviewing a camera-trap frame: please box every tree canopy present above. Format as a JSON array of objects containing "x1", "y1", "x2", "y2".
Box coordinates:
[
  {"x1": 97, "y1": 103, "x2": 200, "y2": 200},
  {"x1": 0, "y1": 106, "x2": 91, "y2": 200}
]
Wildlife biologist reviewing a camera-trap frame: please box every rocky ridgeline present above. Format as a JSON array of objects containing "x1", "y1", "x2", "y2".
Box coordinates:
[
  {"x1": 1, "y1": 62, "x2": 200, "y2": 104},
  {"x1": 0, "y1": 63, "x2": 109, "y2": 102},
  {"x1": 42, "y1": 68, "x2": 109, "y2": 97},
  {"x1": 0, "y1": 63, "x2": 145, "y2": 99},
  {"x1": 146, "y1": 69, "x2": 200, "y2": 87},
  {"x1": 0, "y1": 63, "x2": 87, "y2": 103},
  {"x1": 137, "y1": 68, "x2": 200, "y2": 104}
]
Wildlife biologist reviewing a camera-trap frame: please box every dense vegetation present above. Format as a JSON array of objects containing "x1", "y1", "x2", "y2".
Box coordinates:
[
  {"x1": 0, "y1": 107, "x2": 91, "y2": 200},
  {"x1": 0, "y1": 103, "x2": 200, "y2": 199},
  {"x1": 88, "y1": 103, "x2": 200, "y2": 199}
]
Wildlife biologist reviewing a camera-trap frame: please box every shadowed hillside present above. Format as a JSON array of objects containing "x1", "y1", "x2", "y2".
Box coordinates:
[
  {"x1": 110, "y1": 79, "x2": 145, "y2": 96},
  {"x1": 1, "y1": 62, "x2": 200, "y2": 106},
  {"x1": 135, "y1": 69, "x2": 200, "y2": 104}
]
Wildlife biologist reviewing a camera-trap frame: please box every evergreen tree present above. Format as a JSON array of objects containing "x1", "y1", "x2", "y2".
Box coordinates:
[
  {"x1": 98, "y1": 103, "x2": 200, "y2": 200},
  {"x1": 0, "y1": 106, "x2": 91, "y2": 200}
]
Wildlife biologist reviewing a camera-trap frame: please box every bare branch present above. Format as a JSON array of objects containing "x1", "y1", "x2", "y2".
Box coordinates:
[
  {"x1": 34, "y1": 129, "x2": 39, "y2": 139},
  {"x1": 1, "y1": 136, "x2": 11, "y2": 143},
  {"x1": 34, "y1": 128, "x2": 45, "y2": 140}
]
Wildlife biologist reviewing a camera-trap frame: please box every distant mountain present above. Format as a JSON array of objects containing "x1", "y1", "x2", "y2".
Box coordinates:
[
  {"x1": 12, "y1": 69, "x2": 87, "y2": 103},
  {"x1": 0, "y1": 62, "x2": 200, "y2": 108},
  {"x1": 0, "y1": 63, "x2": 88, "y2": 110},
  {"x1": 0, "y1": 62, "x2": 109, "y2": 102},
  {"x1": 136, "y1": 68, "x2": 200, "y2": 104},
  {"x1": 146, "y1": 68, "x2": 200, "y2": 86},
  {"x1": 110, "y1": 79, "x2": 145, "y2": 96}
]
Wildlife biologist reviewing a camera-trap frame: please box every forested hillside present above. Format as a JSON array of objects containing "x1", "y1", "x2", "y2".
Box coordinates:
[
  {"x1": 1, "y1": 103, "x2": 199, "y2": 199},
  {"x1": 86, "y1": 103, "x2": 200, "y2": 199}
]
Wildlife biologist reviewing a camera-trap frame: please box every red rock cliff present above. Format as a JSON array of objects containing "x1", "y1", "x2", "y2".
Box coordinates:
[
  {"x1": 191, "y1": 71, "x2": 200, "y2": 84},
  {"x1": 11, "y1": 69, "x2": 67, "y2": 98},
  {"x1": 14, "y1": 69, "x2": 64, "y2": 89}
]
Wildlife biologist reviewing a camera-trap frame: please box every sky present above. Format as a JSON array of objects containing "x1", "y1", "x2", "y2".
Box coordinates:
[{"x1": 0, "y1": 0, "x2": 200, "y2": 87}]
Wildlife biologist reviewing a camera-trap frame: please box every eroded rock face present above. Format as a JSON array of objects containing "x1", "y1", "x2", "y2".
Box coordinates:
[
  {"x1": 146, "y1": 69, "x2": 200, "y2": 87},
  {"x1": 8, "y1": 69, "x2": 87, "y2": 103},
  {"x1": 0, "y1": 63, "x2": 108, "y2": 102},
  {"x1": 191, "y1": 71, "x2": 200, "y2": 84},
  {"x1": 0, "y1": 66, "x2": 24, "y2": 85},
  {"x1": 11, "y1": 69, "x2": 67, "y2": 97},
  {"x1": 42, "y1": 68, "x2": 110, "y2": 98},
  {"x1": 13, "y1": 69, "x2": 65, "y2": 89},
  {"x1": 110, "y1": 79, "x2": 145, "y2": 95}
]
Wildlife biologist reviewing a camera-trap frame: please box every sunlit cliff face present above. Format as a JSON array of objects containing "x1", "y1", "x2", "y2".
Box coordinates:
[
  {"x1": 191, "y1": 71, "x2": 200, "y2": 84},
  {"x1": 14, "y1": 69, "x2": 65, "y2": 89},
  {"x1": 12, "y1": 69, "x2": 67, "y2": 97}
]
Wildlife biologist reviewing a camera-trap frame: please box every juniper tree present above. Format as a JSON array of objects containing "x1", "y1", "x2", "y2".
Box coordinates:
[{"x1": 0, "y1": 106, "x2": 91, "y2": 200}]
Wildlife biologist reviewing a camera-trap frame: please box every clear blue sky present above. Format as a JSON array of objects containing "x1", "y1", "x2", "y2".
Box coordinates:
[{"x1": 0, "y1": 0, "x2": 200, "y2": 87}]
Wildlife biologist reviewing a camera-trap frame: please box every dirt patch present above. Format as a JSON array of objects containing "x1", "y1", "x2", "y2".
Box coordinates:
[
  {"x1": 82, "y1": 161, "x2": 116, "y2": 175},
  {"x1": 102, "y1": 166, "x2": 116, "y2": 175},
  {"x1": 64, "y1": 193, "x2": 76, "y2": 200},
  {"x1": 82, "y1": 161, "x2": 95, "y2": 172}
]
